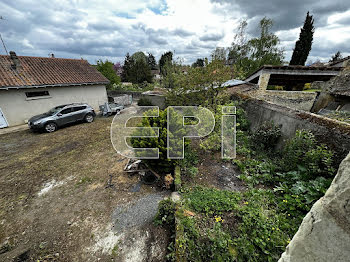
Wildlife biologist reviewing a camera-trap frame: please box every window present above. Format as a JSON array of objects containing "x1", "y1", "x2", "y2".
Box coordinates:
[
  {"x1": 25, "y1": 91, "x2": 50, "y2": 98},
  {"x1": 72, "y1": 106, "x2": 86, "y2": 112},
  {"x1": 60, "y1": 108, "x2": 73, "y2": 115}
]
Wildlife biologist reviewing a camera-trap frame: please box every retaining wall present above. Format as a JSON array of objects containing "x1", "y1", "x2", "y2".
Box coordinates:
[{"x1": 241, "y1": 97, "x2": 350, "y2": 164}]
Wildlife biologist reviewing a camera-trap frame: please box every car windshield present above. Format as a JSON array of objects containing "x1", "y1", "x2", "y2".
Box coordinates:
[{"x1": 46, "y1": 106, "x2": 65, "y2": 115}]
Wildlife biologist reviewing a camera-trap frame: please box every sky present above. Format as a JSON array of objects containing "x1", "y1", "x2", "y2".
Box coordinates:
[{"x1": 0, "y1": 0, "x2": 349, "y2": 65}]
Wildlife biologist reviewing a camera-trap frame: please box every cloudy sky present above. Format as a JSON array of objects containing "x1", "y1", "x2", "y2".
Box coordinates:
[{"x1": 0, "y1": 0, "x2": 349, "y2": 65}]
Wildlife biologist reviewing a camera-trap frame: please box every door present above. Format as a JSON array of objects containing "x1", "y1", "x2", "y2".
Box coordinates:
[
  {"x1": 0, "y1": 108, "x2": 8, "y2": 128},
  {"x1": 56, "y1": 107, "x2": 74, "y2": 126},
  {"x1": 72, "y1": 106, "x2": 87, "y2": 121}
]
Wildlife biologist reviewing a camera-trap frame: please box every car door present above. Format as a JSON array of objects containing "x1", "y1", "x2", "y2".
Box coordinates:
[
  {"x1": 72, "y1": 106, "x2": 87, "y2": 121},
  {"x1": 55, "y1": 107, "x2": 74, "y2": 126}
]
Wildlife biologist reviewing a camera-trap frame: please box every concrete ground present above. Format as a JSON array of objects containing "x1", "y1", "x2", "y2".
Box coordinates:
[{"x1": 0, "y1": 124, "x2": 28, "y2": 136}]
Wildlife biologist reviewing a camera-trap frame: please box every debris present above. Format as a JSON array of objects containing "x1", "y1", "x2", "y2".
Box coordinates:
[
  {"x1": 105, "y1": 174, "x2": 116, "y2": 190},
  {"x1": 184, "y1": 210, "x2": 195, "y2": 217},
  {"x1": 129, "y1": 181, "x2": 143, "y2": 192},
  {"x1": 170, "y1": 192, "x2": 181, "y2": 202},
  {"x1": 124, "y1": 159, "x2": 148, "y2": 173},
  {"x1": 164, "y1": 174, "x2": 174, "y2": 189}
]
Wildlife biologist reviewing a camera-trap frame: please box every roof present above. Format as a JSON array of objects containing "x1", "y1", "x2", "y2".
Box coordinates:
[
  {"x1": 245, "y1": 65, "x2": 343, "y2": 86},
  {"x1": 0, "y1": 53, "x2": 109, "y2": 89},
  {"x1": 222, "y1": 79, "x2": 246, "y2": 87},
  {"x1": 329, "y1": 56, "x2": 350, "y2": 66}
]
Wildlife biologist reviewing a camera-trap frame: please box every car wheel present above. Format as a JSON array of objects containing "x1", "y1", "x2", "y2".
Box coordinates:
[
  {"x1": 44, "y1": 122, "x2": 57, "y2": 133},
  {"x1": 85, "y1": 113, "x2": 94, "y2": 123}
]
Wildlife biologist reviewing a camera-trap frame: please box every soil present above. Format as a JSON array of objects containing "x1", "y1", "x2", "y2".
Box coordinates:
[
  {"x1": 0, "y1": 116, "x2": 169, "y2": 262},
  {"x1": 190, "y1": 150, "x2": 246, "y2": 192}
]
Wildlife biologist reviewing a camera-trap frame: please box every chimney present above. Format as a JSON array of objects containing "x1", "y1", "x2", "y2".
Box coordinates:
[
  {"x1": 51, "y1": 53, "x2": 55, "y2": 58},
  {"x1": 9, "y1": 51, "x2": 21, "y2": 70}
]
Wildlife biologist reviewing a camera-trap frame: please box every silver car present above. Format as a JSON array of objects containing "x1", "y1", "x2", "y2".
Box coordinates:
[{"x1": 28, "y1": 103, "x2": 96, "y2": 133}]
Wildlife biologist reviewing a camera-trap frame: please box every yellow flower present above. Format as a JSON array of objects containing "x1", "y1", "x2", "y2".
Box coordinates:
[
  {"x1": 272, "y1": 227, "x2": 275, "y2": 230},
  {"x1": 215, "y1": 216, "x2": 222, "y2": 223},
  {"x1": 267, "y1": 238, "x2": 270, "y2": 241},
  {"x1": 288, "y1": 214, "x2": 290, "y2": 216},
  {"x1": 244, "y1": 202, "x2": 249, "y2": 205}
]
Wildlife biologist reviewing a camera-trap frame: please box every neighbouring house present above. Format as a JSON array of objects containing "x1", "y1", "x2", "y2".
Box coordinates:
[
  {"x1": 328, "y1": 55, "x2": 350, "y2": 68},
  {"x1": 151, "y1": 69, "x2": 161, "y2": 80},
  {"x1": 0, "y1": 51, "x2": 109, "y2": 127}
]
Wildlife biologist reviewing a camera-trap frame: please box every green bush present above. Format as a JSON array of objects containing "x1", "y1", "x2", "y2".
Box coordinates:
[
  {"x1": 137, "y1": 97, "x2": 154, "y2": 106},
  {"x1": 154, "y1": 199, "x2": 176, "y2": 226},
  {"x1": 282, "y1": 130, "x2": 335, "y2": 177},
  {"x1": 131, "y1": 108, "x2": 190, "y2": 173},
  {"x1": 251, "y1": 121, "x2": 281, "y2": 151}
]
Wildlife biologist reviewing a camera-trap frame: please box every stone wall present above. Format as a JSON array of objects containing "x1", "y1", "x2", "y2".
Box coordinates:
[
  {"x1": 279, "y1": 152, "x2": 350, "y2": 262},
  {"x1": 141, "y1": 94, "x2": 166, "y2": 109},
  {"x1": 241, "y1": 97, "x2": 350, "y2": 164},
  {"x1": 110, "y1": 94, "x2": 133, "y2": 106},
  {"x1": 260, "y1": 90, "x2": 317, "y2": 111},
  {"x1": 107, "y1": 90, "x2": 143, "y2": 100}
]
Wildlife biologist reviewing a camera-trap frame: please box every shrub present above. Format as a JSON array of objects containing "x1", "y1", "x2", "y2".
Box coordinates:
[
  {"x1": 154, "y1": 199, "x2": 176, "y2": 226},
  {"x1": 251, "y1": 121, "x2": 281, "y2": 151},
  {"x1": 137, "y1": 97, "x2": 154, "y2": 106},
  {"x1": 282, "y1": 130, "x2": 335, "y2": 177}
]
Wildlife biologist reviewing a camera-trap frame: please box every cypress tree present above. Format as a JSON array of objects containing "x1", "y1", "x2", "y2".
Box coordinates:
[{"x1": 290, "y1": 12, "x2": 315, "y2": 66}]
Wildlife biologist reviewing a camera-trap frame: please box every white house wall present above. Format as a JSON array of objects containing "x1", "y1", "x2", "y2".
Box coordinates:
[{"x1": 0, "y1": 85, "x2": 107, "y2": 126}]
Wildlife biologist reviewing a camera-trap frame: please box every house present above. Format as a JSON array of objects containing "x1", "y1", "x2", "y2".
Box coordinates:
[
  {"x1": 245, "y1": 65, "x2": 343, "y2": 91},
  {"x1": 328, "y1": 56, "x2": 350, "y2": 68},
  {"x1": 0, "y1": 52, "x2": 109, "y2": 127},
  {"x1": 151, "y1": 69, "x2": 161, "y2": 80}
]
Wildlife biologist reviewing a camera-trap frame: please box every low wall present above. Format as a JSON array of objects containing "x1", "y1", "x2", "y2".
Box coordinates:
[
  {"x1": 141, "y1": 94, "x2": 166, "y2": 109},
  {"x1": 109, "y1": 94, "x2": 133, "y2": 106},
  {"x1": 242, "y1": 97, "x2": 350, "y2": 164},
  {"x1": 107, "y1": 90, "x2": 143, "y2": 100},
  {"x1": 259, "y1": 90, "x2": 317, "y2": 111}
]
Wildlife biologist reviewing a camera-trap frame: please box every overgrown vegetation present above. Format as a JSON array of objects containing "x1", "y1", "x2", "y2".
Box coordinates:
[
  {"x1": 154, "y1": 102, "x2": 337, "y2": 262},
  {"x1": 137, "y1": 97, "x2": 154, "y2": 106}
]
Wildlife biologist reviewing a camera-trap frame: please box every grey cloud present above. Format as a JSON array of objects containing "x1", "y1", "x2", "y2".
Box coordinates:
[
  {"x1": 199, "y1": 32, "x2": 224, "y2": 41},
  {"x1": 211, "y1": 0, "x2": 350, "y2": 32},
  {"x1": 172, "y1": 28, "x2": 193, "y2": 37}
]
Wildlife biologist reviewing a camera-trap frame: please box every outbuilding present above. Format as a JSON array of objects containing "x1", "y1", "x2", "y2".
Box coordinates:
[{"x1": 0, "y1": 52, "x2": 109, "y2": 127}]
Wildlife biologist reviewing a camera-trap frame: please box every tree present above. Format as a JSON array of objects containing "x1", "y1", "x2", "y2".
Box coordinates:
[
  {"x1": 159, "y1": 51, "x2": 173, "y2": 76},
  {"x1": 131, "y1": 51, "x2": 148, "y2": 64},
  {"x1": 121, "y1": 53, "x2": 133, "y2": 82},
  {"x1": 147, "y1": 53, "x2": 157, "y2": 70},
  {"x1": 248, "y1": 18, "x2": 284, "y2": 70},
  {"x1": 192, "y1": 58, "x2": 205, "y2": 68},
  {"x1": 121, "y1": 52, "x2": 153, "y2": 84},
  {"x1": 227, "y1": 18, "x2": 284, "y2": 78},
  {"x1": 114, "y1": 62, "x2": 123, "y2": 77},
  {"x1": 228, "y1": 20, "x2": 249, "y2": 66},
  {"x1": 211, "y1": 47, "x2": 227, "y2": 62},
  {"x1": 166, "y1": 59, "x2": 234, "y2": 110},
  {"x1": 96, "y1": 60, "x2": 120, "y2": 89},
  {"x1": 329, "y1": 51, "x2": 342, "y2": 63},
  {"x1": 290, "y1": 12, "x2": 315, "y2": 66},
  {"x1": 129, "y1": 58, "x2": 153, "y2": 84}
]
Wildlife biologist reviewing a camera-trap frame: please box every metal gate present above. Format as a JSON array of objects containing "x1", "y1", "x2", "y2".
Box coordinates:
[{"x1": 0, "y1": 108, "x2": 9, "y2": 128}]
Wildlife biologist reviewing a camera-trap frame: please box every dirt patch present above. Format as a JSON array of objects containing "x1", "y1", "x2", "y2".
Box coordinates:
[
  {"x1": 193, "y1": 151, "x2": 246, "y2": 191},
  {"x1": 0, "y1": 117, "x2": 168, "y2": 261}
]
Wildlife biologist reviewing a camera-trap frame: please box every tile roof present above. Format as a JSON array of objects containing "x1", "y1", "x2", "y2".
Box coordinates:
[{"x1": 0, "y1": 53, "x2": 109, "y2": 88}]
